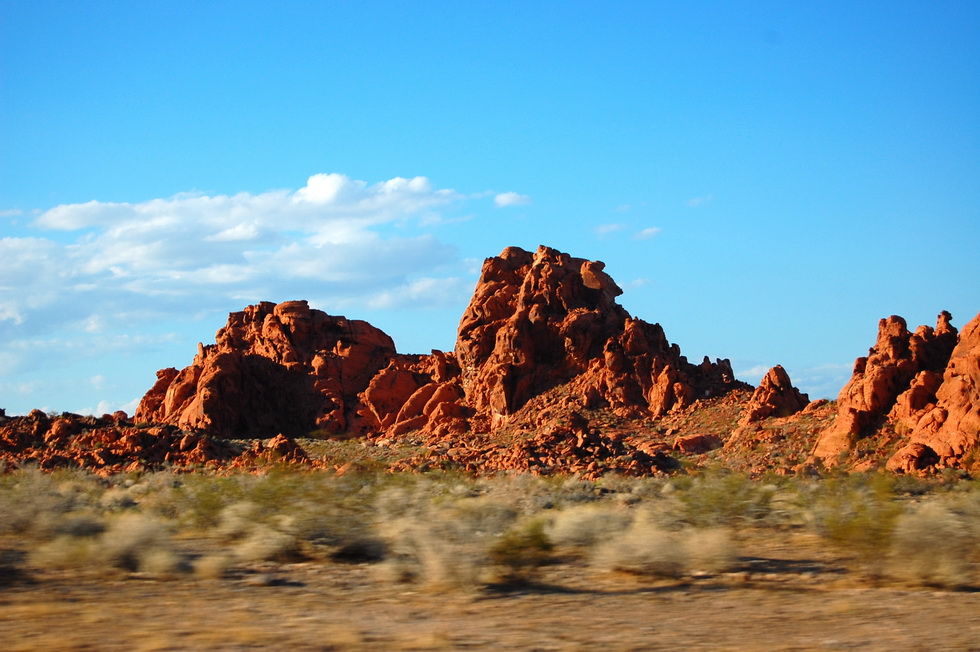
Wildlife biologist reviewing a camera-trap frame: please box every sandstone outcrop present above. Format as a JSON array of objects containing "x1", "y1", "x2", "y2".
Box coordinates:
[
  {"x1": 134, "y1": 246, "x2": 745, "y2": 448},
  {"x1": 887, "y1": 309, "x2": 980, "y2": 472},
  {"x1": 738, "y1": 365, "x2": 809, "y2": 426},
  {"x1": 136, "y1": 300, "x2": 396, "y2": 437},
  {"x1": 15, "y1": 243, "x2": 972, "y2": 479},
  {"x1": 356, "y1": 351, "x2": 470, "y2": 438},
  {"x1": 453, "y1": 246, "x2": 744, "y2": 426},
  {"x1": 812, "y1": 312, "x2": 958, "y2": 463}
]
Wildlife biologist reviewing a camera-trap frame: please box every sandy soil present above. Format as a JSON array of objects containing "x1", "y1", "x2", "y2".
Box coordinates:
[{"x1": 3, "y1": 544, "x2": 979, "y2": 652}]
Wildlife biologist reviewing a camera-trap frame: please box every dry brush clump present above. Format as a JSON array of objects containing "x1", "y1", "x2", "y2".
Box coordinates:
[
  {"x1": 30, "y1": 512, "x2": 188, "y2": 577},
  {"x1": 373, "y1": 488, "x2": 522, "y2": 589},
  {"x1": 886, "y1": 492, "x2": 980, "y2": 588},
  {"x1": 588, "y1": 509, "x2": 738, "y2": 578}
]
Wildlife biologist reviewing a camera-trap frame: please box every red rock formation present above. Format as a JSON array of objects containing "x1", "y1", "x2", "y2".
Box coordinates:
[
  {"x1": 738, "y1": 365, "x2": 809, "y2": 426},
  {"x1": 888, "y1": 370, "x2": 945, "y2": 431},
  {"x1": 128, "y1": 245, "x2": 747, "y2": 452},
  {"x1": 0, "y1": 411, "x2": 258, "y2": 475},
  {"x1": 136, "y1": 300, "x2": 396, "y2": 437},
  {"x1": 673, "y1": 433, "x2": 722, "y2": 454},
  {"x1": 453, "y1": 246, "x2": 743, "y2": 427},
  {"x1": 388, "y1": 409, "x2": 676, "y2": 480},
  {"x1": 356, "y1": 351, "x2": 470, "y2": 438},
  {"x1": 888, "y1": 309, "x2": 980, "y2": 472},
  {"x1": 813, "y1": 312, "x2": 958, "y2": 463}
]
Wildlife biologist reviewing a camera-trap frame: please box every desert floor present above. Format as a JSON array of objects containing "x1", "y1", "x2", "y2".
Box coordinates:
[{"x1": 4, "y1": 546, "x2": 978, "y2": 651}]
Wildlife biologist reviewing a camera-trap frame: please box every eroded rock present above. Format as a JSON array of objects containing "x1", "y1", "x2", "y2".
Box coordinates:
[{"x1": 813, "y1": 312, "x2": 958, "y2": 464}]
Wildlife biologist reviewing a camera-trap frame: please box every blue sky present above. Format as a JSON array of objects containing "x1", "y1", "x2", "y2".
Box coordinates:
[{"x1": 2, "y1": 1, "x2": 978, "y2": 416}]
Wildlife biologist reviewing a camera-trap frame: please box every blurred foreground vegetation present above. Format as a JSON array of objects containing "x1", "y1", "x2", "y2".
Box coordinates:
[{"x1": 2, "y1": 465, "x2": 980, "y2": 591}]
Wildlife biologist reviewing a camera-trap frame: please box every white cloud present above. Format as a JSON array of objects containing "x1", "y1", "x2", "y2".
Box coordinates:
[
  {"x1": 0, "y1": 173, "x2": 474, "y2": 395},
  {"x1": 366, "y1": 276, "x2": 473, "y2": 310},
  {"x1": 494, "y1": 191, "x2": 531, "y2": 207},
  {"x1": 634, "y1": 227, "x2": 662, "y2": 240},
  {"x1": 735, "y1": 364, "x2": 770, "y2": 383},
  {"x1": 687, "y1": 194, "x2": 714, "y2": 207},
  {"x1": 595, "y1": 223, "x2": 627, "y2": 237}
]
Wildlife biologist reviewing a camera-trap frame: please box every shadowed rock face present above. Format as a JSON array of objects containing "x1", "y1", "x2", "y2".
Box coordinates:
[{"x1": 136, "y1": 300, "x2": 396, "y2": 437}]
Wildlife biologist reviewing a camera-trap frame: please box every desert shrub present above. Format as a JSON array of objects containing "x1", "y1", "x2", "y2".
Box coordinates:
[
  {"x1": 487, "y1": 517, "x2": 554, "y2": 585},
  {"x1": 545, "y1": 503, "x2": 632, "y2": 551},
  {"x1": 591, "y1": 512, "x2": 683, "y2": 577},
  {"x1": 167, "y1": 474, "x2": 245, "y2": 529},
  {"x1": 674, "y1": 472, "x2": 775, "y2": 527},
  {"x1": 31, "y1": 512, "x2": 188, "y2": 577},
  {"x1": 0, "y1": 467, "x2": 98, "y2": 535},
  {"x1": 597, "y1": 474, "x2": 669, "y2": 506},
  {"x1": 591, "y1": 510, "x2": 738, "y2": 578},
  {"x1": 806, "y1": 474, "x2": 902, "y2": 576},
  {"x1": 216, "y1": 500, "x2": 262, "y2": 540},
  {"x1": 375, "y1": 490, "x2": 521, "y2": 591},
  {"x1": 888, "y1": 500, "x2": 978, "y2": 588},
  {"x1": 208, "y1": 474, "x2": 383, "y2": 562},
  {"x1": 684, "y1": 527, "x2": 738, "y2": 574},
  {"x1": 100, "y1": 513, "x2": 186, "y2": 574},
  {"x1": 193, "y1": 553, "x2": 234, "y2": 579},
  {"x1": 233, "y1": 525, "x2": 302, "y2": 563}
]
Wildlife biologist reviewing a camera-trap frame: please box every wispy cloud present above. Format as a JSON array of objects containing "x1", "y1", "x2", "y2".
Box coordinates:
[
  {"x1": 493, "y1": 191, "x2": 531, "y2": 207},
  {"x1": 735, "y1": 364, "x2": 771, "y2": 382},
  {"x1": 633, "y1": 227, "x2": 662, "y2": 240},
  {"x1": 687, "y1": 194, "x2": 714, "y2": 207},
  {"x1": 595, "y1": 223, "x2": 627, "y2": 237}
]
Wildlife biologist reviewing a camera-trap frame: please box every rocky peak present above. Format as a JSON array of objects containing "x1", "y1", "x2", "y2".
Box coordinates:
[
  {"x1": 813, "y1": 312, "x2": 960, "y2": 463},
  {"x1": 738, "y1": 365, "x2": 809, "y2": 426},
  {"x1": 889, "y1": 309, "x2": 980, "y2": 471},
  {"x1": 455, "y1": 245, "x2": 742, "y2": 421}
]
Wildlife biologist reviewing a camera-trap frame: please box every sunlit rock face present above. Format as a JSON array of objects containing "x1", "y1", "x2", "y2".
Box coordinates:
[{"x1": 812, "y1": 311, "x2": 958, "y2": 464}]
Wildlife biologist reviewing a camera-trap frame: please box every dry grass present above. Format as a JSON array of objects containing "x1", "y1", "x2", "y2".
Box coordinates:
[
  {"x1": 1, "y1": 465, "x2": 978, "y2": 592},
  {"x1": 590, "y1": 510, "x2": 738, "y2": 578},
  {"x1": 888, "y1": 500, "x2": 978, "y2": 588}
]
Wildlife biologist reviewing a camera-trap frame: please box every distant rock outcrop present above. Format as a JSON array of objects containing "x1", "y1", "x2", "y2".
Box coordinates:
[
  {"x1": 738, "y1": 365, "x2": 809, "y2": 426},
  {"x1": 888, "y1": 310, "x2": 980, "y2": 472},
  {"x1": 10, "y1": 243, "x2": 969, "y2": 479},
  {"x1": 812, "y1": 312, "x2": 958, "y2": 463}
]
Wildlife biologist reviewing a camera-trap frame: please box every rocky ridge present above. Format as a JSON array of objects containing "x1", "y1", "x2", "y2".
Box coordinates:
[{"x1": 3, "y1": 245, "x2": 978, "y2": 477}]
